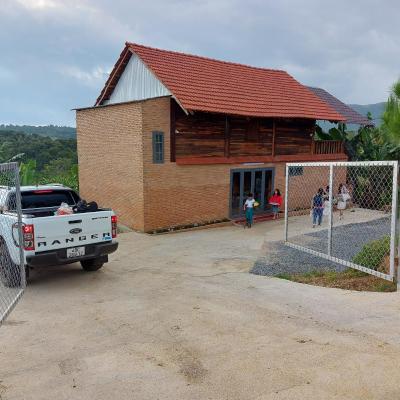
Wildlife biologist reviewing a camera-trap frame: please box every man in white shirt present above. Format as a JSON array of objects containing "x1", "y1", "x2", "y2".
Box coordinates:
[{"x1": 243, "y1": 193, "x2": 255, "y2": 228}]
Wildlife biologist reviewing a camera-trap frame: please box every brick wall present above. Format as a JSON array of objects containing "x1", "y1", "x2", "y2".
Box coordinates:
[
  {"x1": 141, "y1": 97, "x2": 286, "y2": 232},
  {"x1": 76, "y1": 101, "x2": 145, "y2": 230}
]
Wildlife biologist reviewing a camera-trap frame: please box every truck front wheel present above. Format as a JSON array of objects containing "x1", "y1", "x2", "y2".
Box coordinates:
[
  {"x1": 80, "y1": 258, "x2": 104, "y2": 271},
  {"x1": 0, "y1": 240, "x2": 22, "y2": 287}
]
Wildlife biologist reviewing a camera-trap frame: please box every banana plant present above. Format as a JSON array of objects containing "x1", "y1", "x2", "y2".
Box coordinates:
[{"x1": 19, "y1": 159, "x2": 37, "y2": 185}]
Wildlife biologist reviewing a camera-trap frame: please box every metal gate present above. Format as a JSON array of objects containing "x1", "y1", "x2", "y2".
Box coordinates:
[
  {"x1": 284, "y1": 161, "x2": 398, "y2": 282},
  {"x1": 0, "y1": 162, "x2": 25, "y2": 325}
]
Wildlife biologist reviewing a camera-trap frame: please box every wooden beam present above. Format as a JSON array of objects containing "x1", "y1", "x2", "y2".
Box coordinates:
[
  {"x1": 272, "y1": 119, "x2": 276, "y2": 157},
  {"x1": 224, "y1": 115, "x2": 230, "y2": 157},
  {"x1": 176, "y1": 152, "x2": 348, "y2": 165},
  {"x1": 170, "y1": 100, "x2": 176, "y2": 162}
]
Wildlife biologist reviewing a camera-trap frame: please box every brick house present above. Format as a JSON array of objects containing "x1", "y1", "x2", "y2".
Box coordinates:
[{"x1": 76, "y1": 43, "x2": 367, "y2": 232}]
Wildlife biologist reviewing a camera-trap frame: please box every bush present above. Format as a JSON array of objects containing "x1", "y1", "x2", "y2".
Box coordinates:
[{"x1": 352, "y1": 236, "x2": 390, "y2": 270}]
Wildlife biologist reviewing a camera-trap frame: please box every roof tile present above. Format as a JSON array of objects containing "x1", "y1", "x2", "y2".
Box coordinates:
[
  {"x1": 307, "y1": 86, "x2": 373, "y2": 126},
  {"x1": 99, "y1": 42, "x2": 345, "y2": 121}
]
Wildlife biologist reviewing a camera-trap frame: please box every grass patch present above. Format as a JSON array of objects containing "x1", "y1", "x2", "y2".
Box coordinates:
[
  {"x1": 352, "y1": 236, "x2": 390, "y2": 271},
  {"x1": 275, "y1": 268, "x2": 396, "y2": 292},
  {"x1": 275, "y1": 273, "x2": 293, "y2": 281}
]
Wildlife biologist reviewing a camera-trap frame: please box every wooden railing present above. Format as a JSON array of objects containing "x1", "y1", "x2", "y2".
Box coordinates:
[{"x1": 312, "y1": 140, "x2": 344, "y2": 155}]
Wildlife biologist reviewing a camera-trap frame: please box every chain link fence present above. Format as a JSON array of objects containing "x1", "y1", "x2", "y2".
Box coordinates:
[
  {"x1": 0, "y1": 162, "x2": 25, "y2": 325},
  {"x1": 284, "y1": 161, "x2": 398, "y2": 282}
]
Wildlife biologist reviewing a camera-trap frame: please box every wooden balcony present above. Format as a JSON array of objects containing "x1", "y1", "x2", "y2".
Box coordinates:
[{"x1": 313, "y1": 140, "x2": 344, "y2": 155}]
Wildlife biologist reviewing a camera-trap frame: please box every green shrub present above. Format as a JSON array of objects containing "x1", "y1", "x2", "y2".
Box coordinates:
[
  {"x1": 275, "y1": 273, "x2": 293, "y2": 281},
  {"x1": 352, "y1": 236, "x2": 390, "y2": 270}
]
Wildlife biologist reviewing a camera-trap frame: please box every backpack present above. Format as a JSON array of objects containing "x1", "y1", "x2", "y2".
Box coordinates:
[{"x1": 74, "y1": 200, "x2": 99, "y2": 213}]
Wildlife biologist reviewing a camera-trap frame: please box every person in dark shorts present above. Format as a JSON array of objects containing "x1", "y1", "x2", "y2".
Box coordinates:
[{"x1": 312, "y1": 188, "x2": 324, "y2": 227}]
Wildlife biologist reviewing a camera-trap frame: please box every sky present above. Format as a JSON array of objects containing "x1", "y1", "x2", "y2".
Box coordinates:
[{"x1": 1, "y1": 0, "x2": 399, "y2": 126}]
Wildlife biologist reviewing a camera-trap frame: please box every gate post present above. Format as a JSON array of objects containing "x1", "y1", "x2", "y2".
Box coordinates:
[
  {"x1": 13, "y1": 162, "x2": 26, "y2": 288},
  {"x1": 390, "y1": 162, "x2": 399, "y2": 284},
  {"x1": 284, "y1": 164, "x2": 289, "y2": 242},
  {"x1": 327, "y1": 164, "x2": 334, "y2": 256}
]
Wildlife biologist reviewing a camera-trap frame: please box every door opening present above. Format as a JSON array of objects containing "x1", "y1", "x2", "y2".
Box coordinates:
[{"x1": 230, "y1": 168, "x2": 275, "y2": 218}]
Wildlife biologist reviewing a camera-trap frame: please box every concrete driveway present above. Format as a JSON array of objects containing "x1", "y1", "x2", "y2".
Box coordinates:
[{"x1": 1, "y1": 220, "x2": 400, "y2": 399}]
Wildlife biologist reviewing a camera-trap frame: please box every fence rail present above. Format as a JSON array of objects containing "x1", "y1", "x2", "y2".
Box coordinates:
[{"x1": 313, "y1": 140, "x2": 344, "y2": 155}]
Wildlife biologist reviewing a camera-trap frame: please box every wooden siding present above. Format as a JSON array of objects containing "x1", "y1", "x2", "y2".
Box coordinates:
[
  {"x1": 173, "y1": 103, "x2": 321, "y2": 161},
  {"x1": 175, "y1": 107, "x2": 225, "y2": 158},
  {"x1": 274, "y1": 119, "x2": 314, "y2": 155},
  {"x1": 229, "y1": 117, "x2": 273, "y2": 157}
]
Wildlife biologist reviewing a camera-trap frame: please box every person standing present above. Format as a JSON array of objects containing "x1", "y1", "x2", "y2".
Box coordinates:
[
  {"x1": 311, "y1": 188, "x2": 325, "y2": 227},
  {"x1": 324, "y1": 185, "x2": 330, "y2": 200},
  {"x1": 243, "y1": 193, "x2": 255, "y2": 228},
  {"x1": 323, "y1": 185, "x2": 332, "y2": 217},
  {"x1": 337, "y1": 183, "x2": 350, "y2": 220},
  {"x1": 269, "y1": 189, "x2": 283, "y2": 219}
]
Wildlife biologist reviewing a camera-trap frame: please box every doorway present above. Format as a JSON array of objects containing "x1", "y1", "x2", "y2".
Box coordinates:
[{"x1": 230, "y1": 167, "x2": 274, "y2": 218}]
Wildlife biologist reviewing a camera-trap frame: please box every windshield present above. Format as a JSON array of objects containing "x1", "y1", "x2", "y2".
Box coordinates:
[{"x1": 7, "y1": 189, "x2": 80, "y2": 210}]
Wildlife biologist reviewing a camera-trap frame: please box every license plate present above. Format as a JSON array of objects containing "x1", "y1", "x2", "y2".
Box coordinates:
[{"x1": 66, "y1": 246, "x2": 85, "y2": 258}]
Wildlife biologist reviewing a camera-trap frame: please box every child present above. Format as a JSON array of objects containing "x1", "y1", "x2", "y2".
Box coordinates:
[
  {"x1": 269, "y1": 189, "x2": 282, "y2": 219},
  {"x1": 243, "y1": 193, "x2": 255, "y2": 228},
  {"x1": 311, "y1": 188, "x2": 324, "y2": 227}
]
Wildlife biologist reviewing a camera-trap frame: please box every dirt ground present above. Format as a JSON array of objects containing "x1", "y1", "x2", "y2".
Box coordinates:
[{"x1": 1, "y1": 220, "x2": 400, "y2": 399}]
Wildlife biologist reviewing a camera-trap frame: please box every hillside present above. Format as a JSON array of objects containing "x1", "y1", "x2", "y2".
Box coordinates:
[
  {"x1": 0, "y1": 130, "x2": 76, "y2": 170},
  {"x1": 348, "y1": 102, "x2": 386, "y2": 126},
  {"x1": 0, "y1": 124, "x2": 76, "y2": 139}
]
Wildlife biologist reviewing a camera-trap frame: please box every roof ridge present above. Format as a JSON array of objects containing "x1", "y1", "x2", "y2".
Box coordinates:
[{"x1": 126, "y1": 42, "x2": 287, "y2": 74}]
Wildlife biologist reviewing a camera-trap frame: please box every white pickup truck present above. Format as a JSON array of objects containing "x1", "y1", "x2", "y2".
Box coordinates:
[{"x1": 0, "y1": 185, "x2": 118, "y2": 286}]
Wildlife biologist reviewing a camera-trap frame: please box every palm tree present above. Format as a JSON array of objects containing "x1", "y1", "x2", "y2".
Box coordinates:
[{"x1": 382, "y1": 79, "x2": 400, "y2": 145}]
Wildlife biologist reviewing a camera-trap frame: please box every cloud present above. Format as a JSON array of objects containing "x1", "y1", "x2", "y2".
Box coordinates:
[
  {"x1": 0, "y1": 0, "x2": 399, "y2": 125},
  {"x1": 16, "y1": 0, "x2": 59, "y2": 10},
  {"x1": 59, "y1": 65, "x2": 111, "y2": 88}
]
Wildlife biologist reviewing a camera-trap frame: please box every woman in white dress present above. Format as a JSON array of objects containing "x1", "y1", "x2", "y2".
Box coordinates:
[{"x1": 337, "y1": 183, "x2": 350, "y2": 220}]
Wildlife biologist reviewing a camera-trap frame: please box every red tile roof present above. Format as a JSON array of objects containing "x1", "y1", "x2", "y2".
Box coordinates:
[
  {"x1": 307, "y1": 86, "x2": 373, "y2": 126},
  {"x1": 97, "y1": 43, "x2": 345, "y2": 121}
]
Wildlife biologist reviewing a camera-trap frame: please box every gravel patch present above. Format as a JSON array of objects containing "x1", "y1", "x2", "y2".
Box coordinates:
[{"x1": 251, "y1": 217, "x2": 391, "y2": 276}]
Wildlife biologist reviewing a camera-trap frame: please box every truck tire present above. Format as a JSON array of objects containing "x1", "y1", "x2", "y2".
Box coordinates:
[
  {"x1": 0, "y1": 239, "x2": 22, "y2": 288},
  {"x1": 80, "y1": 258, "x2": 104, "y2": 271}
]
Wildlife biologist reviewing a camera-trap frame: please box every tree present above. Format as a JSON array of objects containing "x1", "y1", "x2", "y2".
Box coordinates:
[
  {"x1": 382, "y1": 79, "x2": 400, "y2": 145},
  {"x1": 20, "y1": 160, "x2": 37, "y2": 185},
  {"x1": 315, "y1": 122, "x2": 359, "y2": 160},
  {"x1": 316, "y1": 112, "x2": 400, "y2": 162}
]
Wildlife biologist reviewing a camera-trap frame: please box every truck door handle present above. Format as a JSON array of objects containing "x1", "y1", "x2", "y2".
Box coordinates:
[{"x1": 69, "y1": 220, "x2": 82, "y2": 224}]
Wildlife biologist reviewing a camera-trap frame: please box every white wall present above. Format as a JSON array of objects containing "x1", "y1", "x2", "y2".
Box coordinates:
[{"x1": 105, "y1": 52, "x2": 171, "y2": 105}]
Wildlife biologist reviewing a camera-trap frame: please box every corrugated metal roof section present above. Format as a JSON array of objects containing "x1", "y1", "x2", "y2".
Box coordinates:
[
  {"x1": 307, "y1": 86, "x2": 373, "y2": 126},
  {"x1": 97, "y1": 42, "x2": 345, "y2": 122}
]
